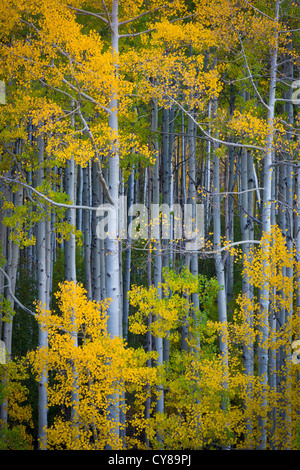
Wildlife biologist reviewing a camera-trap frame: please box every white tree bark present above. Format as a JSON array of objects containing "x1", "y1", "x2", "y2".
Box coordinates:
[
  {"x1": 151, "y1": 98, "x2": 164, "y2": 416},
  {"x1": 103, "y1": 0, "x2": 121, "y2": 447},
  {"x1": 211, "y1": 98, "x2": 229, "y2": 440},
  {"x1": 36, "y1": 134, "x2": 49, "y2": 449},
  {"x1": 257, "y1": 1, "x2": 279, "y2": 449},
  {"x1": 106, "y1": 0, "x2": 121, "y2": 341}
]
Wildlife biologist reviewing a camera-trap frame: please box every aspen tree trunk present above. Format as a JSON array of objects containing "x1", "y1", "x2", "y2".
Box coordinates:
[
  {"x1": 169, "y1": 104, "x2": 175, "y2": 268},
  {"x1": 283, "y1": 50, "x2": 294, "y2": 448},
  {"x1": 213, "y1": 146, "x2": 228, "y2": 372},
  {"x1": 0, "y1": 180, "x2": 8, "y2": 341},
  {"x1": 161, "y1": 106, "x2": 170, "y2": 363},
  {"x1": 187, "y1": 112, "x2": 199, "y2": 320},
  {"x1": 225, "y1": 146, "x2": 235, "y2": 306},
  {"x1": 276, "y1": 48, "x2": 294, "y2": 449},
  {"x1": 1, "y1": 139, "x2": 22, "y2": 361},
  {"x1": 225, "y1": 87, "x2": 236, "y2": 306},
  {"x1": 77, "y1": 165, "x2": 83, "y2": 233},
  {"x1": 64, "y1": 102, "x2": 77, "y2": 284},
  {"x1": 64, "y1": 156, "x2": 77, "y2": 283},
  {"x1": 240, "y1": 149, "x2": 254, "y2": 446},
  {"x1": 181, "y1": 111, "x2": 189, "y2": 352},
  {"x1": 204, "y1": 103, "x2": 212, "y2": 237},
  {"x1": 64, "y1": 105, "x2": 80, "y2": 433},
  {"x1": 257, "y1": 1, "x2": 279, "y2": 449},
  {"x1": 0, "y1": 178, "x2": 22, "y2": 424},
  {"x1": 151, "y1": 98, "x2": 164, "y2": 415},
  {"x1": 123, "y1": 168, "x2": 134, "y2": 340},
  {"x1": 91, "y1": 161, "x2": 103, "y2": 303},
  {"x1": 82, "y1": 162, "x2": 92, "y2": 299},
  {"x1": 105, "y1": 0, "x2": 121, "y2": 445},
  {"x1": 106, "y1": 0, "x2": 121, "y2": 340},
  {"x1": 36, "y1": 134, "x2": 48, "y2": 449},
  {"x1": 295, "y1": 159, "x2": 300, "y2": 313},
  {"x1": 145, "y1": 165, "x2": 152, "y2": 449},
  {"x1": 211, "y1": 98, "x2": 229, "y2": 439}
]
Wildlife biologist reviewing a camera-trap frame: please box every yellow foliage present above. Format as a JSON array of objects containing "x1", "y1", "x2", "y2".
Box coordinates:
[{"x1": 28, "y1": 281, "x2": 158, "y2": 450}]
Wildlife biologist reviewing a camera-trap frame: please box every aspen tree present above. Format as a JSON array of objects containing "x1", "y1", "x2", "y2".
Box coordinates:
[
  {"x1": 151, "y1": 98, "x2": 164, "y2": 416},
  {"x1": 82, "y1": 162, "x2": 92, "y2": 300},
  {"x1": 0, "y1": 184, "x2": 22, "y2": 425},
  {"x1": 36, "y1": 134, "x2": 49, "y2": 449},
  {"x1": 257, "y1": 1, "x2": 280, "y2": 449},
  {"x1": 211, "y1": 98, "x2": 229, "y2": 416}
]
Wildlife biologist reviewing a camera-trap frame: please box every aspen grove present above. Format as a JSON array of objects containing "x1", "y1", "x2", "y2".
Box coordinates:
[{"x1": 0, "y1": 0, "x2": 300, "y2": 451}]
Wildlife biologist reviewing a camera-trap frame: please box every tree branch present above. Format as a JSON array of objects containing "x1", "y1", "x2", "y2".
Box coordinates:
[
  {"x1": 0, "y1": 267, "x2": 36, "y2": 317},
  {"x1": 67, "y1": 5, "x2": 108, "y2": 24},
  {"x1": 236, "y1": 31, "x2": 270, "y2": 111},
  {"x1": 77, "y1": 107, "x2": 114, "y2": 205},
  {"x1": 164, "y1": 92, "x2": 265, "y2": 151},
  {"x1": 241, "y1": 0, "x2": 279, "y2": 21},
  {"x1": 0, "y1": 175, "x2": 99, "y2": 211}
]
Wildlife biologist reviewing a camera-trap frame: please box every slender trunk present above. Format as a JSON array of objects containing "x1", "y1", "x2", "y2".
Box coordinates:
[
  {"x1": 161, "y1": 106, "x2": 170, "y2": 363},
  {"x1": 0, "y1": 180, "x2": 9, "y2": 341},
  {"x1": 187, "y1": 112, "x2": 199, "y2": 324},
  {"x1": 91, "y1": 161, "x2": 103, "y2": 303},
  {"x1": 123, "y1": 168, "x2": 134, "y2": 340},
  {"x1": 240, "y1": 149, "x2": 254, "y2": 446},
  {"x1": 0, "y1": 178, "x2": 22, "y2": 424},
  {"x1": 180, "y1": 111, "x2": 189, "y2": 351},
  {"x1": 212, "y1": 98, "x2": 229, "y2": 447},
  {"x1": 151, "y1": 98, "x2": 164, "y2": 416},
  {"x1": 213, "y1": 146, "x2": 228, "y2": 368},
  {"x1": 36, "y1": 134, "x2": 49, "y2": 449},
  {"x1": 106, "y1": 0, "x2": 120, "y2": 340},
  {"x1": 225, "y1": 146, "x2": 235, "y2": 306},
  {"x1": 105, "y1": 0, "x2": 121, "y2": 446},
  {"x1": 82, "y1": 162, "x2": 92, "y2": 299},
  {"x1": 257, "y1": 1, "x2": 279, "y2": 448},
  {"x1": 64, "y1": 157, "x2": 77, "y2": 283}
]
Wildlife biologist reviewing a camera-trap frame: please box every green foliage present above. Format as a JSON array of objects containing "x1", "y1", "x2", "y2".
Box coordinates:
[
  {"x1": 0, "y1": 360, "x2": 34, "y2": 450},
  {"x1": 0, "y1": 294, "x2": 15, "y2": 323},
  {"x1": 129, "y1": 267, "x2": 220, "y2": 349},
  {"x1": 0, "y1": 422, "x2": 32, "y2": 450}
]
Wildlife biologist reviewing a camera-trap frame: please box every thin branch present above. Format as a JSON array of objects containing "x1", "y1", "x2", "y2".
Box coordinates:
[
  {"x1": 118, "y1": 2, "x2": 186, "y2": 26},
  {"x1": 100, "y1": 0, "x2": 113, "y2": 32},
  {"x1": 200, "y1": 239, "x2": 261, "y2": 255},
  {"x1": 206, "y1": 187, "x2": 264, "y2": 197},
  {"x1": 0, "y1": 267, "x2": 36, "y2": 317},
  {"x1": 241, "y1": 0, "x2": 279, "y2": 21},
  {"x1": 67, "y1": 5, "x2": 108, "y2": 24},
  {"x1": 163, "y1": 92, "x2": 265, "y2": 151},
  {"x1": 61, "y1": 77, "x2": 112, "y2": 115},
  {"x1": 0, "y1": 175, "x2": 99, "y2": 211},
  {"x1": 77, "y1": 107, "x2": 114, "y2": 205},
  {"x1": 129, "y1": 239, "x2": 262, "y2": 255},
  {"x1": 236, "y1": 31, "x2": 270, "y2": 110},
  {"x1": 119, "y1": 28, "x2": 155, "y2": 39}
]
